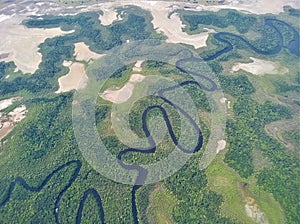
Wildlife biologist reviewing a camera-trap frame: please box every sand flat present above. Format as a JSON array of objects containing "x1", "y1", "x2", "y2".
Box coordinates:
[
  {"x1": 74, "y1": 42, "x2": 104, "y2": 62},
  {"x1": 56, "y1": 42, "x2": 104, "y2": 93},
  {"x1": 0, "y1": 14, "x2": 11, "y2": 23},
  {"x1": 231, "y1": 57, "x2": 289, "y2": 75},
  {"x1": 99, "y1": 8, "x2": 122, "y2": 26},
  {"x1": 135, "y1": 1, "x2": 215, "y2": 49},
  {"x1": 0, "y1": 16, "x2": 73, "y2": 74},
  {"x1": 159, "y1": 13, "x2": 215, "y2": 49},
  {"x1": 100, "y1": 73, "x2": 146, "y2": 104},
  {"x1": 56, "y1": 62, "x2": 87, "y2": 93}
]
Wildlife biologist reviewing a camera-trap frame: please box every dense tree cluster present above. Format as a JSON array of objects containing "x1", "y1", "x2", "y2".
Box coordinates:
[
  {"x1": 221, "y1": 75, "x2": 299, "y2": 223},
  {"x1": 165, "y1": 163, "x2": 234, "y2": 223},
  {"x1": 284, "y1": 6, "x2": 300, "y2": 17},
  {"x1": 181, "y1": 10, "x2": 257, "y2": 33}
]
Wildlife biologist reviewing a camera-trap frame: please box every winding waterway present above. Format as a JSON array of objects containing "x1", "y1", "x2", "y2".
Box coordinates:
[
  {"x1": 118, "y1": 17, "x2": 300, "y2": 224},
  {"x1": 117, "y1": 72, "x2": 218, "y2": 223},
  {"x1": 204, "y1": 18, "x2": 299, "y2": 61},
  {"x1": 0, "y1": 15, "x2": 299, "y2": 224},
  {"x1": 76, "y1": 188, "x2": 105, "y2": 224},
  {"x1": 0, "y1": 160, "x2": 84, "y2": 223}
]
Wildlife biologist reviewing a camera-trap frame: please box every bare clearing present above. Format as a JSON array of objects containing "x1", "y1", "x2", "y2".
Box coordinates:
[
  {"x1": 0, "y1": 104, "x2": 27, "y2": 141},
  {"x1": 240, "y1": 183, "x2": 268, "y2": 224},
  {"x1": 0, "y1": 16, "x2": 73, "y2": 74},
  {"x1": 219, "y1": 97, "x2": 228, "y2": 104},
  {"x1": 133, "y1": 60, "x2": 144, "y2": 72},
  {"x1": 231, "y1": 57, "x2": 289, "y2": 75},
  {"x1": 216, "y1": 139, "x2": 226, "y2": 154},
  {"x1": 0, "y1": 97, "x2": 22, "y2": 111},
  {"x1": 219, "y1": 97, "x2": 231, "y2": 109},
  {"x1": 0, "y1": 122, "x2": 13, "y2": 142},
  {"x1": 100, "y1": 73, "x2": 146, "y2": 104},
  {"x1": 56, "y1": 62, "x2": 87, "y2": 93},
  {"x1": 8, "y1": 105, "x2": 27, "y2": 123},
  {"x1": 74, "y1": 42, "x2": 104, "y2": 62}
]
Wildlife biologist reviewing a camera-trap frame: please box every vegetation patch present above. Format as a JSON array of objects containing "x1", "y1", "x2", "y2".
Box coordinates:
[
  {"x1": 147, "y1": 184, "x2": 177, "y2": 224},
  {"x1": 207, "y1": 156, "x2": 286, "y2": 224}
]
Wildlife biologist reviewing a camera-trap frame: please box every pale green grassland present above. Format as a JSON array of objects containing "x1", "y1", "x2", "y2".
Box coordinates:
[
  {"x1": 147, "y1": 185, "x2": 177, "y2": 224},
  {"x1": 206, "y1": 154, "x2": 286, "y2": 224}
]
